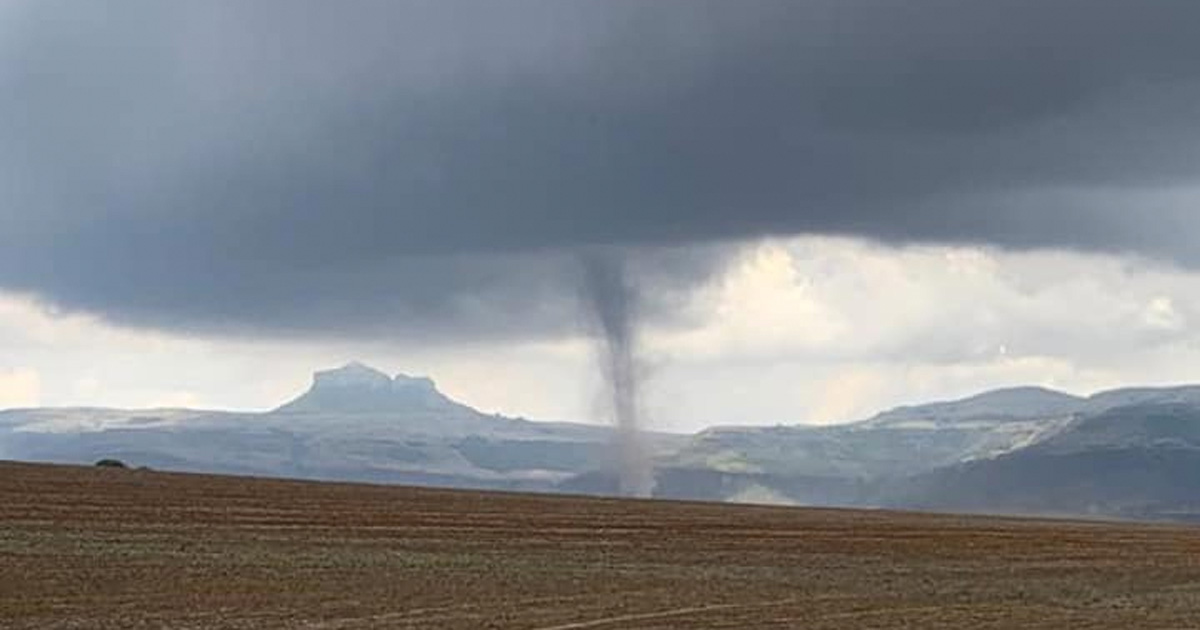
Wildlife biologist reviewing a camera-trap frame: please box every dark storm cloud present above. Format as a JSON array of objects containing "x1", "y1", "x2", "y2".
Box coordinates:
[{"x1": 3, "y1": 0, "x2": 1200, "y2": 340}]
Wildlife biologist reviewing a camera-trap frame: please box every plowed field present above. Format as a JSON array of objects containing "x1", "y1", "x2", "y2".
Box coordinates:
[{"x1": 3, "y1": 461, "x2": 1200, "y2": 628}]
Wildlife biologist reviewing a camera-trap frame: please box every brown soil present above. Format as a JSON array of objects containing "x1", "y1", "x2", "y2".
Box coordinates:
[{"x1": 2, "y1": 460, "x2": 1200, "y2": 628}]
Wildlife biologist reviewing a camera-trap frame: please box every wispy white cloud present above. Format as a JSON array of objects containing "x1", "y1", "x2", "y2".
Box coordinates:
[{"x1": 0, "y1": 367, "x2": 40, "y2": 408}]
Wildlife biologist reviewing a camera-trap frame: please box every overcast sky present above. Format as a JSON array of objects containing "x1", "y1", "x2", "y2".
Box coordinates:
[{"x1": 4, "y1": 2, "x2": 1200, "y2": 430}]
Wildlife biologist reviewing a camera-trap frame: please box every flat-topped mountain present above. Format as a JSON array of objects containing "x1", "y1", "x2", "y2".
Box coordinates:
[
  {"x1": 0, "y1": 362, "x2": 638, "y2": 492},
  {"x1": 275, "y1": 362, "x2": 463, "y2": 414}
]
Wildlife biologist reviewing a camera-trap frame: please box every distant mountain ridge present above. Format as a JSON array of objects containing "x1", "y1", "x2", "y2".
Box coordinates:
[
  {"x1": 5, "y1": 364, "x2": 1200, "y2": 521},
  {"x1": 860, "y1": 386, "x2": 1084, "y2": 429},
  {"x1": 660, "y1": 382, "x2": 1200, "y2": 519},
  {"x1": 900, "y1": 402, "x2": 1200, "y2": 520},
  {"x1": 1083, "y1": 386, "x2": 1200, "y2": 413},
  {"x1": 859, "y1": 384, "x2": 1200, "y2": 430}
]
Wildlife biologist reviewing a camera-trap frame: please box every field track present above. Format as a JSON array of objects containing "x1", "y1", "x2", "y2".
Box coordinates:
[{"x1": 3, "y1": 460, "x2": 1200, "y2": 628}]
